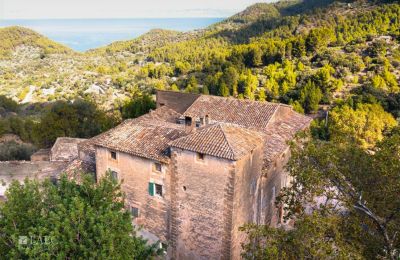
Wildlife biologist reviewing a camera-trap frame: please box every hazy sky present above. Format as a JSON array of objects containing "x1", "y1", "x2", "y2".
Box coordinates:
[{"x1": 0, "y1": 0, "x2": 274, "y2": 19}]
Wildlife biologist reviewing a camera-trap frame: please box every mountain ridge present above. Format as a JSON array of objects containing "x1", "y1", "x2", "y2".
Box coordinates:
[{"x1": 0, "y1": 26, "x2": 73, "y2": 58}]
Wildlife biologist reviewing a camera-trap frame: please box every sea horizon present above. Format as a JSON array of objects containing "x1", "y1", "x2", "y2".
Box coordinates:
[{"x1": 0, "y1": 18, "x2": 224, "y2": 52}]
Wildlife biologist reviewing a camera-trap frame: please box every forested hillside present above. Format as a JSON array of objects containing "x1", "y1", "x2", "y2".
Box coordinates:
[
  {"x1": 1, "y1": 0, "x2": 400, "y2": 152},
  {"x1": 0, "y1": 26, "x2": 72, "y2": 58}
]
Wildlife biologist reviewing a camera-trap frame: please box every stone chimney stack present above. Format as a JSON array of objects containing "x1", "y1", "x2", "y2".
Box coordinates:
[
  {"x1": 184, "y1": 116, "x2": 195, "y2": 132},
  {"x1": 205, "y1": 115, "x2": 210, "y2": 125}
]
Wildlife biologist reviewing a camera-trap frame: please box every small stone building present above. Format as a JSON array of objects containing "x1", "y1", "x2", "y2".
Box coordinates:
[{"x1": 83, "y1": 91, "x2": 311, "y2": 259}]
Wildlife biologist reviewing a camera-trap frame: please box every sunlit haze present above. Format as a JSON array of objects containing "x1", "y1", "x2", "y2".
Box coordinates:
[{"x1": 0, "y1": 0, "x2": 275, "y2": 19}]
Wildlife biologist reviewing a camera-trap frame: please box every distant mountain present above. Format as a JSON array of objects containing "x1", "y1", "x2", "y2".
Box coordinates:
[
  {"x1": 90, "y1": 29, "x2": 200, "y2": 55},
  {"x1": 0, "y1": 26, "x2": 72, "y2": 58}
]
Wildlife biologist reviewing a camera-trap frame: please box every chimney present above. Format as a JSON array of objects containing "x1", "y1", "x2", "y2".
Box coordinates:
[
  {"x1": 205, "y1": 115, "x2": 210, "y2": 125},
  {"x1": 185, "y1": 116, "x2": 195, "y2": 132}
]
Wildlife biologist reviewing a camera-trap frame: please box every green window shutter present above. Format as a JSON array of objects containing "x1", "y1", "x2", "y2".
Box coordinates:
[{"x1": 148, "y1": 182, "x2": 154, "y2": 196}]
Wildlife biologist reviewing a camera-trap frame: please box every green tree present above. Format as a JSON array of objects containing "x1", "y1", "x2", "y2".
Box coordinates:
[
  {"x1": 202, "y1": 85, "x2": 210, "y2": 95},
  {"x1": 0, "y1": 95, "x2": 18, "y2": 112},
  {"x1": 329, "y1": 103, "x2": 397, "y2": 148},
  {"x1": 219, "y1": 82, "x2": 230, "y2": 97},
  {"x1": 121, "y1": 94, "x2": 156, "y2": 120},
  {"x1": 0, "y1": 173, "x2": 159, "y2": 259},
  {"x1": 223, "y1": 67, "x2": 239, "y2": 94},
  {"x1": 170, "y1": 84, "x2": 179, "y2": 92},
  {"x1": 276, "y1": 131, "x2": 400, "y2": 259},
  {"x1": 299, "y1": 81, "x2": 322, "y2": 113},
  {"x1": 33, "y1": 100, "x2": 117, "y2": 147},
  {"x1": 258, "y1": 88, "x2": 266, "y2": 101},
  {"x1": 241, "y1": 213, "x2": 363, "y2": 259},
  {"x1": 188, "y1": 75, "x2": 198, "y2": 89}
]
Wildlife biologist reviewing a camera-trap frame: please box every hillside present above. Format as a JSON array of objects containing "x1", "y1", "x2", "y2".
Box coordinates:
[
  {"x1": 0, "y1": 26, "x2": 72, "y2": 58},
  {"x1": 90, "y1": 29, "x2": 200, "y2": 55},
  {"x1": 0, "y1": 0, "x2": 400, "y2": 143}
]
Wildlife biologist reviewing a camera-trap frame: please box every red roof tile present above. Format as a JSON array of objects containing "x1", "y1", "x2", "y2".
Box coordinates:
[
  {"x1": 92, "y1": 120, "x2": 186, "y2": 163},
  {"x1": 170, "y1": 123, "x2": 264, "y2": 160},
  {"x1": 183, "y1": 95, "x2": 281, "y2": 130}
]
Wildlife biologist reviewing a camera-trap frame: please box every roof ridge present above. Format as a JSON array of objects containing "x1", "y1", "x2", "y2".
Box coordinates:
[
  {"x1": 265, "y1": 104, "x2": 281, "y2": 129},
  {"x1": 182, "y1": 94, "x2": 203, "y2": 115},
  {"x1": 218, "y1": 124, "x2": 238, "y2": 160}
]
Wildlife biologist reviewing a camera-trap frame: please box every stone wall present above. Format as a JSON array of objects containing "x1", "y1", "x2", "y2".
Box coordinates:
[
  {"x1": 170, "y1": 148, "x2": 235, "y2": 260},
  {"x1": 95, "y1": 146, "x2": 171, "y2": 241},
  {"x1": 156, "y1": 90, "x2": 200, "y2": 114},
  {"x1": 260, "y1": 147, "x2": 291, "y2": 226},
  {"x1": 0, "y1": 161, "x2": 68, "y2": 197},
  {"x1": 30, "y1": 149, "x2": 51, "y2": 161},
  {"x1": 230, "y1": 145, "x2": 265, "y2": 260}
]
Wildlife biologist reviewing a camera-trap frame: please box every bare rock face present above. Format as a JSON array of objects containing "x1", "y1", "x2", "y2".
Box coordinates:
[{"x1": 0, "y1": 134, "x2": 24, "y2": 144}]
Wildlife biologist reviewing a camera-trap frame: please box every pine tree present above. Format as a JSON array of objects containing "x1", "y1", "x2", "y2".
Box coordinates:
[
  {"x1": 299, "y1": 80, "x2": 322, "y2": 113},
  {"x1": 202, "y1": 85, "x2": 210, "y2": 95},
  {"x1": 258, "y1": 88, "x2": 266, "y2": 101},
  {"x1": 219, "y1": 82, "x2": 230, "y2": 97}
]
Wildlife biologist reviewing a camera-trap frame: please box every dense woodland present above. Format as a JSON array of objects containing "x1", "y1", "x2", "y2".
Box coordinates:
[{"x1": 0, "y1": 0, "x2": 400, "y2": 258}]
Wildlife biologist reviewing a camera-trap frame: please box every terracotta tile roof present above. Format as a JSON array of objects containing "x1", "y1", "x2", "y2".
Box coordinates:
[
  {"x1": 92, "y1": 120, "x2": 186, "y2": 163},
  {"x1": 170, "y1": 123, "x2": 264, "y2": 161},
  {"x1": 51, "y1": 137, "x2": 86, "y2": 162},
  {"x1": 78, "y1": 139, "x2": 96, "y2": 156},
  {"x1": 183, "y1": 95, "x2": 281, "y2": 131},
  {"x1": 83, "y1": 93, "x2": 311, "y2": 165},
  {"x1": 263, "y1": 110, "x2": 312, "y2": 167},
  {"x1": 136, "y1": 105, "x2": 182, "y2": 123}
]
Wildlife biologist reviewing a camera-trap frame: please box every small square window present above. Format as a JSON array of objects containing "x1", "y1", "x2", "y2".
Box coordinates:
[
  {"x1": 197, "y1": 153, "x2": 205, "y2": 161},
  {"x1": 155, "y1": 184, "x2": 163, "y2": 197},
  {"x1": 131, "y1": 207, "x2": 139, "y2": 218},
  {"x1": 154, "y1": 162, "x2": 162, "y2": 172},
  {"x1": 110, "y1": 151, "x2": 117, "y2": 160},
  {"x1": 111, "y1": 171, "x2": 118, "y2": 181}
]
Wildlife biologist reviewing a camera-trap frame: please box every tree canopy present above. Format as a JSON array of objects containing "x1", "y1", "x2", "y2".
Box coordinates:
[
  {"x1": 0, "y1": 173, "x2": 159, "y2": 259},
  {"x1": 242, "y1": 129, "x2": 400, "y2": 259}
]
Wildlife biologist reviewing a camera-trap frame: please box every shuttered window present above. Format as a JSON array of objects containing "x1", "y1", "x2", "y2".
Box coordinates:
[
  {"x1": 148, "y1": 182, "x2": 154, "y2": 196},
  {"x1": 111, "y1": 171, "x2": 118, "y2": 181},
  {"x1": 131, "y1": 207, "x2": 139, "y2": 218}
]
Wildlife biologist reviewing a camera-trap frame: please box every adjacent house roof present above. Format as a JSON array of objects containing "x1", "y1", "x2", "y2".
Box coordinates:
[
  {"x1": 156, "y1": 90, "x2": 200, "y2": 114},
  {"x1": 92, "y1": 119, "x2": 186, "y2": 163},
  {"x1": 183, "y1": 95, "x2": 281, "y2": 130},
  {"x1": 136, "y1": 105, "x2": 182, "y2": 124},
  {"x1": 263, "y1": 110, "x2": 312, "y2": 167},
  {"x1": 170, "y1": 123, "x2": 264, "y2": 161},
  {"x1": 51, "y1": 137, "x2": 87, "y2": 162}
]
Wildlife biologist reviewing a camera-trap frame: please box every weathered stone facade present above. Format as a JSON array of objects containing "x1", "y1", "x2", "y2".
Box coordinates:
[
  {"x1": 86, "y1": 91, "x2": 311, "y2": 259},
  {"x1": 96, "y1": 146, "x2": 171, "y2": 242}
]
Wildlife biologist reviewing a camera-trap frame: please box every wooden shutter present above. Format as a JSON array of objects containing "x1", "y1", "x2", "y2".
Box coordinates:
[{"x1": 148, "y1": 182, "x2": 154, "y2": 196}]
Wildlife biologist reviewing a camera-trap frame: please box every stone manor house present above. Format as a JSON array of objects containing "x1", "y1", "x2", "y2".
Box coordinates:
[{"x1": 1, "y1": 90, "x2": 311, "y2": 259}]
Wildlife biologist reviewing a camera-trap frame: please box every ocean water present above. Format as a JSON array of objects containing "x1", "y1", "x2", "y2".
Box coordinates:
[{"x1": 0, "y1": 18, "x2": 224, "y2": 52}]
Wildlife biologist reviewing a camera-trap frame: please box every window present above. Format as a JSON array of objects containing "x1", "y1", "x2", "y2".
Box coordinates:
[
  {"x1": 148, "y1": 182, "x2": 163, "y2": 197},
  {"x1": 149, "y1": 182, "x2": 154, "y2": 196},
  {"x1": 154, "y1": 162, "x2": 162, "y2": 172},
  {"x1": 155, "y1": 184, "x2": 163, "y2": 197},
  {"x1": 196, "y1": 153, "x2": 205, "y2": 161},
  {"x1": 111, "y1": 171, "x2": 118, "y2": 181},
  {"x1": 185, "y1": 116, "x2": 192, "y2": 126},
  {"x1": 110, "y1": 151, "x2": 117, "y2": 160},
  {"x1": 131, "y1": 207, "x2": 139, "y2": 218}
]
